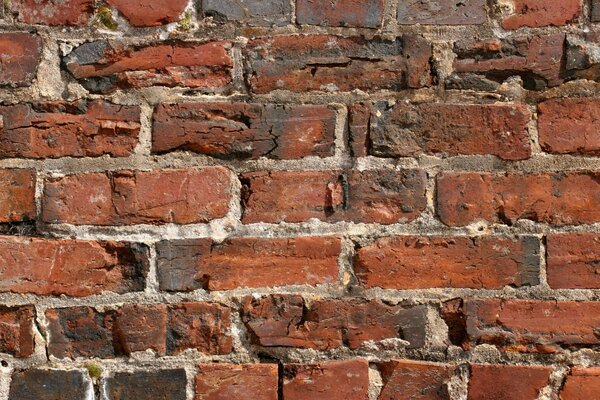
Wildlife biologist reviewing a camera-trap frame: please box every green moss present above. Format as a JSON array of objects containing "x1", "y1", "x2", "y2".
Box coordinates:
[
  {"x1": 85, "y1": 363, "x2": 102, "y2": 379},
  {"x1": 177, "y1": 11, "x2": 193, "y2": 32},
  {"x1": 95, "y1": 6, "x2": 118, "y2": 31}
]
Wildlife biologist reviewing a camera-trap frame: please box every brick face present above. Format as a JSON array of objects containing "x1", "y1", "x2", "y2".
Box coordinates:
[
  {"x1": 397, "y1": 0, "x2": 487, "y2": 25},
  {"x1": 11, "y1": 0, "x2": 94, "y2": 26},
  {"x1": 561, "y1": 368, "x2": 600, "y2": 399},
  {"x1": 195, "y1": 364, "x2": 278, "y2": 400},
  {"x1": 500, "y1": 0, "x2": 581, "y2": 29},
  {"x1": 296, "y1": 0, "x2": 384, "y2": 28},
  {"x1": 468, "y1": 364, "x2": 551, "y2": 400},
  {"x1": 377, "y1": 360, "x2": 454, "y2": 400},
  {"x1": 0, "y1": 33, "x2": 42, "y2": 87},
  {"x1": 106, "y1": 0, "x2": 188, "y2": 27}
]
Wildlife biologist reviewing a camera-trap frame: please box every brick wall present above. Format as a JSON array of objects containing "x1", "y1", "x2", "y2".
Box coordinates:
[{"x1": 0, "y1": 0, "x2": 599, "y2": 399}]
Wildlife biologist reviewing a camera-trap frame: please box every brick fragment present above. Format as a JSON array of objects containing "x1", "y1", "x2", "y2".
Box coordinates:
[
  {"x1": 11, "y1": 0, "x2": 93, "y2": 26},
  {"x1": 9, "y1": 369, "x2": 91, "y2": 400},
  {"x1": 202, "y1": 0, "x2": 292, "y2": 26},
  {"x1": 546, "y1": 233, "x2": 600, "y2": 289},
  {"x1": 0, "y1": 169, "x2": 35, "y2": 223},
  {"x1": 468, "y1": 364, "x2": 551, "y2": 400},
  {"x1": 0, "y1": 306, "x2": 35, "y2": 358},
  {"x1": 195, "y1": 364, "x2": 278, "y2": 400},
  {"x1": 296, "y1": 0, "x2": 384, "y2": 28},
  {"x1": 0, "y1": 33, "x2": 42, "y2": 87},
  {"x1": 397, "y1": 0, "x2": 487, "y2": 25},
  {"x1": 106, "y1": 0, "x2": 188, "y2": 27},
  {"x1": 104, "y1": 370, "x2": 187, "y2": 400},
  {"x1": 561, "y1": 367, "x2": 600, "y2": 399},
  {"x1": 501, "y1": 0, "x2": 581, "y2": 29},
  {"x1": 377, "y1": 360, "x2": 454, "y2": 400}
]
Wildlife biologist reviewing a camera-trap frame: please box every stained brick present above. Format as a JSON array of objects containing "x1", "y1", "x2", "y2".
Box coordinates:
[
  {"x1": 195, "y1": 364, "x2": 278, "y2": 400},
  {"x1": 0, "y1": 306, "x2": 35, "y2": 358},
  {"x1": 501, "y1": 0, "x2": 581, "y2": 29},
  {"x1": 106, "y1": 0, "x2": 188, "y2": 27},
  {"x1": 202, "y1": 0, "x2": 292, "y2": 26},
  {"x1": 0, "y1": 169, "x2": 36, "y2": 223},
  {"x1": 468, "y1": 364, "x2": 551, "y2": 400},
  {"x1": 397, "y1": 0, "x2": 487, "y2": 25},
  {"x1": 9, "y1": 369, "x2": 91, "y2": 400},
  {"x1": 0, "y1": 33, "x2": 42, "y2": 87},
  {"x1": 296, "y1": 0, "x2": 384, "y2": 28},
  {"x1": 11, "y1": 0, "x2": 93, "y2": 26},
  {"x1": 114, "y1": 304, "x2": 167, "y2": 355}
]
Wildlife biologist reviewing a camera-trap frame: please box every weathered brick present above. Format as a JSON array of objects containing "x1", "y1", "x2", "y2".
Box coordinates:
[
  {"x1": 594, "y1": 0, "x2": 600, "y2": 22},
  {"x1": 245, "y1": 35, "x2": 432, "y2": 93},
  {"x1": 195, "y1": 364, "x2": 278, "y2": 400},
  {"x1": 468, "y1": 364, "x2": 551, "y2": 400},
  {"x1": 242, "y1": 295, "x2": 427, "y2": 350},
  {"x1": 377, "y1": 360, "x2": 454, "y2": 400},
  {"x1": 0, "y1": 101, "x2": 141, "y2": 158},
  {"x1": 546, "y1": 233, "x2": 600, "y2": 289},
  {"x1": 11, "y1": 0, "x2": 93, "y2": 26},
  {"x1": 462, "y1": 299, "x2": 600, "y2": 352},
  {"x1": 9, "y1": 369, "x2": 91, "y2": 400},
  {"x1": 0, "y1": 236, "x2": 147, "y2": 296},
  {"x1": 448, "y1": 34, "x2": 565, "y2": 91},
  {"x1": 104, "y1": 370, "x2": 187, "y2": 400},
  {"x1": 42, "y1": 168, "x2": 231, "y2": 225},
  {"x1": 0, "y1": 169, "x2": 36, "y2": 223},
  {"x1": 0, "y1": 33, "x2": 42, "y2": 87},
  {"x1": 296, "y1": 0, "x2": 384, "y2": 28},
  {"x1": 397, "y1": 0, "x2": 487, "y2": 25},
  {"x1": 152, "y1": 103, "x2": 336, "y2": 159},
  {"x1": 241, "y1": 169, "x2": 427, "y2": 224},
  {"x1": 156, "y1": 237, "x2": 341, "y2": 291},
  {"x1": 167, "y1": 302, "x2": 233, "y2": 355},
  {"x1": 561, "y1": 367, "x2": 600, "y2": 399},
  {"x1": 283, "y1": 359, "x2": 369, "y2": 400},
  {"x1": 114, "y1": 304, "x2": 167, "y2": 355},
  {"x1": 355, "y1": 236, "x2": 540, "y2": 290},
  {"x1": 0, "y1": 306, "x2": 35, "y2": 358},
  {"x1": 565, "y1": 33, "x2": 600, "y2": 81},
  {"x1": 351, "y1": 102, "x2": 532, "y2": 160},
  {"x1": 538, "y1": 98, "x2": 600, "y2": 155},
  {"x1": 437, "y1": 172, "x2": 600, "y2": 226},
  {"x1": 202, "y1": 0, "x2": 292, "y2": 26},
  {"x1": 106, "y1": 0, "x2": 188, "y2": 27},
  {"x1": 501, "y1": 0, "x2": 581, "y2": 29},
  {"x1": 64, "y1": 40, "x2": 233, "y2": 93}
]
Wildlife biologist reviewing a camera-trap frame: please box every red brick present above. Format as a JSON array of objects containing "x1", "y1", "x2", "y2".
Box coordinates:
[
  {"x1": 448, "y1": 34, "x2": 565, "y2": 91},
  {"x1": 156, "y1": 237, "x2": 341, "y2": 291},
  {"x1": 9, "y1": 370, "x2": 90, "y2": 400},
  {"x1": 378, "y1": 360, "x2": 454, "y2": 400},
  {"x1": 0, "y1": 101, "x2": 140, "y2": 159},
  {"x1": 114, "y1": 304, "x2": 167, "y2": 355},
  {"x1": 501, "y1": 0, "x2": 581, "y2": 29},
  {"x1": 241, "y1": 169, "x2": 427, "y2": 224},
  {"x1": 296, "y1": 0, "x2": 384, "y2": 28},
  {"x1": 283, "y1": 359, "x2": 369, "y2": 400},
  {"x1": 245, "y1": 35, "x2": 432, "y2": 93},
  {"x1": 468, "y1": 364, "x2": 551, "y2": 400},
  {"x1": 202, "y1": 0, "x2": 292, "y2": 26},
  {"x1": 242, "y1": 295, "x2": 427, "y2": 350},
  {"x1": 351, "y1": 102, "x2": 532, "y2": 160},
  {"x1": 195, "y1": 364, "x2": 278, "y2": 400},
  {"x1": 397, "y1": 0, "x2": 487, "y2": 25},
  {"x1": 437, "y1": 172, "x2": 600, "y2": 226},
  {"x1": 546, "y1": 233, "x2": 600, "y2": 289},
  {"x1": 538, "y1": 98, "x2": 600, "y2": 155},
  {"x1": 152, "y1": 103, "x2": 336, "y2": 159},
  {"x1": 0, "y1": 306, "x2": 35, "y2": 358},
  {"x1": 106, "y1": 0, "x2": 188, "y2": 27},
  {"x1": 0, "y1": 236, "x2": 147, "y2": 296},
  {"x1": 11, "y1": 0, "x2": 93, "y2": 26},
  {"x1": 64, "y1": 40, "x2": 233, "y2": 94},
  {"x1": 355, "y1": 236, "x2": 540, "y2": 290},
  {"x1": 0, "y1": 169, "x2": 36, "y2": 223},
  {"x1": 42, "y1": 167, "x2": 231, "y2": 225},
  {"x1": 0, "y1": 33, "x2": 42, "y2": 87},
  {"x1": 105, "y1": 370, "x2": 187, "y2": 400},
  {"x1": 463, "y1": 299, "x2": 600, "y2": 352},
  {"x1": 561, "y1": 367, "x2": 600, "y2": 400},
  {"x1": 167, "y1": 302, "x2": 233, "y2": 355}
]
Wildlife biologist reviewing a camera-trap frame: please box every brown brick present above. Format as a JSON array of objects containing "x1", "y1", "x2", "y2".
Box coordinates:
[
  {"x1": 0, "y1": 101, "x2": 140, "y2": 158},
  {"x1": 167, "y1": 302, "x2": 233, "y2": 355},
  {"x1": 241, "y1": 169, "x2": 427, "y2": 224},
  {"x1": 42, "y1": 168, "x2": 231, "y2": 225},
  {"x1": 114, "y1": 304, "x2": 167, "y2": 355},
  {"x1": 468, "y1": 364, "x2": 551, "y2": 400},
  {"x1": 538, "y1": 98, "x2": 600, "y2": 155},
  {"x1": 283, "y1": 359, "x2": 369, "y2": 400},
  {"x1": 152, "y1": 103, "x2": 336, "y2": 159},
  {"x1": 594, "y1": 0, "x2": 600, "y2": 22},
  {"x1": 106, "y1": 0, "x2": 188, "y2": 27},
  {"x1": 0, "y1": 236, "x2": 147, "y2": 296},
  {"x1": 296, "y1": 0, "x2": 384, "y2": 28},
  {"x1": 0, "y1": 33, "x2": 41, "y2": 87},
  {"x1": 0, "y1": 306, "x2": 35, "y2": 358},
  {"x1": 11, "y1": 0, "x2": 93, "y2": 26},
  {"x1": 0, "y1": 169, "x2": 35, "y2": 223},
  {"x1": 104, "y1": 370, "x2": 187, "y2": 400},
  {"x1": 245, "y1": 35, "x2": 432, "y2": 93},
  {"x1": 377, "y1": 360, "x2": 454, "y2": 400},
  {"x1": 561, "y1": 367, "x2": 600, "y2": 400},
  {"x1": 156, "y1": 237, "x2": 341, "y2": 291},
  {"x1": 64, "y1": 40, "x2": 233, "y2": 94},
  {"x1": 397, "y1": 0, "x2": 487, "y2": 25},
  {"x1": 448, "y1": 34, "x2": 565, "y2": 91},
  {"x1": 546, "y1": 233, "x2": 600, "y2": 289},
  {"x1": 501, "y1": 0, "x2": 581, "y2": 29},
  {"x1": 463, "y1": 299, "x2": 600, "y2": 352},
  {"x1": 202, "y1": 0, "x2": 292, "y2": 26},
  {"x1": 242, "y1": 295, "x2": 427, "y2": 350},
  {"x1": 355, "y1": 236, "x2": 540, "y2": 290},
  {"x1": 9, "y1": 369, "x2": 91, "y2": 400},
  {"x1": 195, "y1": 364, "x2": 278, "y2": 400},
  {"x1": 352, "y1": 102, "x2": 532, "y2": 160},
  {"x1": 437, "y1": 172, "x2": 600, "y2": 226}
]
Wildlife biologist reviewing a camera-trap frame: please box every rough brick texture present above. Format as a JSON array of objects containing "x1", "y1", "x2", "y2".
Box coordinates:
[
  {"x1": 104, "y1": 370, "x2": 187, "y2": 400},
  {"x1": 11, "y1": 0, "x2": 94, "y2": 26},
  {"x1": 377, "y1": 360, "x2": 454, "y2": 400},
  {"x1": 296, "y1": 0, "x2": 384, "y2": 28},
  {"x1": 0, "y1": 33, "x2": 42, "y2": 87},
  {"x1": 9, "y1": 369, "x2": 91, "y2": 400},
  {"x1": 397, "y1": 0, "x2": 487, "y2": 25},
  {"x1": 195, "y1": 364, "x2": 278, "y2": 400},
  {"x1": 561, "y1": 368, "x2": 600, "y2": 399},
  {"x1": 0, "y1": 306, "x2": 35, "y2": 358},
  {"x1": 500, "y1": 1, "x2": 581, "y2": 29},
  {"x1": 0, "y1": 169, "x2": 36, "y2": 223},
  {"x1": 468, "y1": 364, "x2": 552, "y2": 400},
  {"x1": 106, "y1": 0, "x2": 188, "y2": 27}
]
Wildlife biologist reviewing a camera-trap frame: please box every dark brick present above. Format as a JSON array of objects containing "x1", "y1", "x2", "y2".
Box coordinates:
[
  {"x1": 104, "y1": 370, "x2": 187, "y2": 400},
  {"x1": 501, "y1": 0, "x2": 581, "y2": 29},
  {"x1": 9, "y1": 369, "x2": 90, "y2": 400},
  {"x1": 202, "y1": 0, "x2": 292, "y2": 26},
  {"x1": 0, "y1": 306, "x2": 35, "y2": 358},
  {"x1": 106, "y1": 0, "x2": 188, "y2": 27},
  {"x1": 397, "y1": 0, "x2": 487, "y2": 25},
  {"x1": 296, "y1": 0, "x2": 384, "y2": 28},
  {"x1": 468, "y1": 364, "x2": 551, "y2": 400}
]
